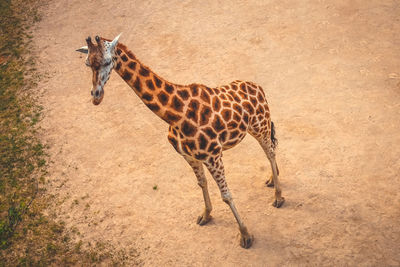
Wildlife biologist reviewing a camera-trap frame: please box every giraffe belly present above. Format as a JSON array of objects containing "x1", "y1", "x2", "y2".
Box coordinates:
[
  {"x1": 221, "y1": 129, "x2": 247, "y2": 150},
  {"x1": 168, "y1": 125, "x2": 215, "y2": 161}
]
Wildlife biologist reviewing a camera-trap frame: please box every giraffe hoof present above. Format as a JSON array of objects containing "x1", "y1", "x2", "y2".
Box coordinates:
[
  {"x1": 272, "y1": 197, "x2": 285, "y2": 208},
  {"x1": 240, "y1": 234, "x2": 254, "y2": 249},
  {"x1": 265, "y1": 179, "x2": 274, "y2": 187},
  {"x1": 196, "y1": 214, "x2": 212, "y2": 226},
  {"x1": 265, "y1": 175, "x2": 274, "y2": 187}
]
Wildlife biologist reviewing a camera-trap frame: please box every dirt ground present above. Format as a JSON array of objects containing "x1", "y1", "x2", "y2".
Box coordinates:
[{"x1": 34, "y1": 0, "x2": 400, "y2": 266}]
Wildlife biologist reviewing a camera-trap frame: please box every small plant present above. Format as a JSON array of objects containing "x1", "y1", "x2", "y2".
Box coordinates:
[{"x1": 153, "y1": 185, "x2": 158, "y2": 190}]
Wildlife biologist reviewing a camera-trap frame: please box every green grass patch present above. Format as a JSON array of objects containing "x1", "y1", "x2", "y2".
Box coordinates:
[
  {"x1": 0, "y1": 0, "x2": 139, "y2": 265},
  {"x1": 0, "y1": 0, "x2": 45, "y2": 252}
]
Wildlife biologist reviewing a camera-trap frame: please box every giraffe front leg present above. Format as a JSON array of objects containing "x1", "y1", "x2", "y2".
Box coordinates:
[
  {"x1": 184, "y1": 157, "x2": 212, "y2": 226},
  {"x1": 204, "y1": 156, "x2": 254, "y2": 249},
  {"x1": 224, "y1": 193, "x2": 254, "y2": 249}
]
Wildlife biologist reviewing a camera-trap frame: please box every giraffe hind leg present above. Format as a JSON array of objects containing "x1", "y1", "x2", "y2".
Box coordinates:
[
  {"x1": 266, "y1": 162, "x2": 279, "y2": 187},
  {"x1": 257, "y1": 135, "x2": 285, "y2": 208},
  {"x1": 266, "y1": 121, "x2": 279, "y2": 186}
]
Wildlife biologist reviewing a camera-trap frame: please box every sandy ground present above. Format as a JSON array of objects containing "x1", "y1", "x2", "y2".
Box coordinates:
[{"x1": 34, "y1": 0, "x2": 400, "y2": 266}]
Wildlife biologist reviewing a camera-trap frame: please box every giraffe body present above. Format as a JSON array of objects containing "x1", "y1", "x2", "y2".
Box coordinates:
[{"x1": 77, "y1": 35, "x2": 285, "y2": 249}]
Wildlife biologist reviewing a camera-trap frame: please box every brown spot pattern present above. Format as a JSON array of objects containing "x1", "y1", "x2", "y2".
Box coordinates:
[
  {"x1": 207, "y1": 142, "x2": 218, "y2": 153},
  {"x1": 154, "y1": 76, "x2": 162, "y2": 88},
  {"x1": 212, "y1": 115, "x2": 225, "y2": 132},
  {"x1": 186, "y1": 100, "x2": 199, "y2": 123},
  {"x1": 233, "y1": 104, "x2": 242, "y2": 114},
  {"x1": 190, "y1": 84, "x2": 199, "y2": 96},
  {"x1": 229, "y1": 130, "x2": 240, "y2": 140},
  {"x1": 250, "y1": 96, "x2": 258, "y2": 106},
  {"x1": 233, "y1": 112, "x2": 241, "y2": 122},
  {"x1": 182, "y1": 120, "x2": 197, "y2": 137},
  {"x1": 242, "y1": 101, "x2": 254, "y2": 114},
  {"x1": 198, "y1": 133, "x2": 208, "y2": 149},
  {"x1": 146, "y1": 102, "x2": 160, "y2": 112},
  {"x1": 165, "y1": 83, "x2": 174, "y2": 93},
  {"x1": 257, "y1": 92, "x2": 264, "y2": 102},
  {"x1": 164, "y1": 111, "x2": 181, "y2": 123},
  {"x1": 238, "y1": 91, "x2": 248, "y2": 99},
  {"x1": 142, "y1": 92, "x2": 153, "y2": 101},
  {"x1": 177, "y1": 89, "x2": 190, "y2": 100},
  {"x1": 139, "y1": 66, "x2": 149, "y2": 76},
  {"x1": 184, "y1": 140, "x2": 196, "y2": 151},
  {"x1": 221, "y1": 109, "x2": 232, "y2": 121},
  {"x1": 199, "y1": 105, "x2": 212, "y2": 125},
  {"x1": 157, "y1": 91, "x2": 169, "y2": 105},
  {"x1": 219, "y1": 131, "x2": 227, "y2": 143},
  {"x1": 146, "y1": 79, "x2": 155, "y2": 90},
  {"x1": 168, "y1": 135, "x2": 178, "y2": 152},
  {"x1": 128, "y1": 61, "x2": 136, "y2": 70},
  {"x1": 171, "y1": 96, "x2": 184, "y2": 112},
  {"x1": 227, "y1": 121, "x2": 238, "y2": 129},
  {"x1": 222, "y1": 101, "x2": 231, "y2": 107},
  {"x1": 224, "y1": 140, "x2": 238, "y2": 147},
  {"x1": 247, "y1": 85, "x2": 257, "y2": 95},
  {"x1": 203, "y1": 127, "x2": 217, "y2": 139},
  {"x1": 212, "y1": 146, "x2": 221, "y2": 155},
  {"x1": 122, "y1": 70, "x2": 132, "y2": 81},
  {"x1": 133, "y1": 76, "x2": 142, "y2": 92},
  {"x1": 229, "y1": 91, "x2": 241, "y2": 102},
  {"x1": 205, "y1": 87, "x2": 214, "y2": 95},
  {"x1": 127, "y1": 51, "x2": 135, "y2": 59},
  {"x1": 200, "y1": 90, "x2": 210, "y2": 104},
  {"x1": 212, "y1": 96, "x2": 221, "y2": 112},
  {"x1": 256, "y1": 105, "x2": 265, "y2": 115},
  {"x1": 239, "y1": 122, "x2": 247, "y2": 131},
  {"x1": 195, "y1": 153, "x2": 208, "y2": 160}
]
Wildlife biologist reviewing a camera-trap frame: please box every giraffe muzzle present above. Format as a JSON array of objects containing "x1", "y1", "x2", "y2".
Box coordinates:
[{"x1": 92, "y1": 89, "x2": 104, "y2": 105}]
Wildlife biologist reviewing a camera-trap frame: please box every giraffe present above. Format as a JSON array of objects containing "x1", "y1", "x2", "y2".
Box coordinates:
[{"x1": 76, "y1": 34, "x2": 285, "y2": 249}]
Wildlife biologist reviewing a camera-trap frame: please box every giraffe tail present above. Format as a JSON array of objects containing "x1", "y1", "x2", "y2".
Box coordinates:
[{"x1": 271, "y1": 121, "x2": 278, "y2": 148}]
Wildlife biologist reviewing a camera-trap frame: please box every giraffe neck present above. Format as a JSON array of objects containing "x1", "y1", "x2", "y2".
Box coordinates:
[{"x1": 113, "y1": 43, "x2": 188, "y2": 125}]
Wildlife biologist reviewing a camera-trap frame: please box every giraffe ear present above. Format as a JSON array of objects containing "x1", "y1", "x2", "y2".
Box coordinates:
[
  {"x1": 110, "y1": 33, "x2": 122, "y2": 48},
  {"x1": 76, "y1": 46, "x2": 89, "y2": 54}
]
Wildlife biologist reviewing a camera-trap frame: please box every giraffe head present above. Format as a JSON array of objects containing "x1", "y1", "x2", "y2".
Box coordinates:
[{"x1": 76, "y1": 34, "x2": 121, "y2": 105}]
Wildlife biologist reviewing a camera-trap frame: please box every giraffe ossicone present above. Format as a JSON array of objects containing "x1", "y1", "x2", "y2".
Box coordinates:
[{"x1": 76, "y1": 34, "x2": 285, "y2": 249}]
